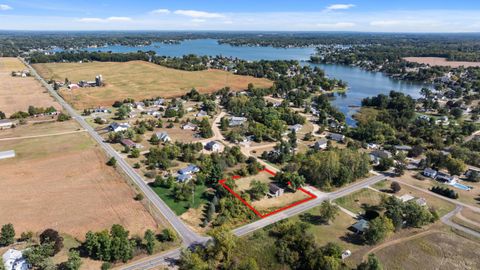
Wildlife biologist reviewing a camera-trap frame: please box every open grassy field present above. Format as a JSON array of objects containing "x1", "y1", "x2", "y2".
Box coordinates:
[
  {"x1": 403, "y1": 57, "x2": 480, "y2": 68},
  {"x1": 374, "y1": 231, "x2": 480, "y2": 269},
  {"x1": 334, "y1": 188, "x2": 383, "y2": 214},
  {"x1": 0, "y1": 121, "x2": 160, "y2": 239},
  {"x1": 33, "y1": 61, "x2": 273, "y2": 109},
  {"x1": 0, "y1": 57, "x2": 61, "y2": 116}
]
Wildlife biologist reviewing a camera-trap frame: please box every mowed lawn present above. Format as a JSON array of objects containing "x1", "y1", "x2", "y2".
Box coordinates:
[{"x1": 33, "y1": 61, "x2": 273, "y2": 109}]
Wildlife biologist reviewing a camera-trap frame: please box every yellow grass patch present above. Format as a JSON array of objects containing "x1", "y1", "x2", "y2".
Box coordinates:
[
  {"x1": 0, "y1": 57, "x2": 61, "y2": 116},
  {"x1": 33, "y1": 61, "x2": 273, "y2": 109}
]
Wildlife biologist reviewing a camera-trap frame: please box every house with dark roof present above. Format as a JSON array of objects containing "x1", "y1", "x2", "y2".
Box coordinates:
[
  {"x1": 205, "y1": 141, "x2": 221, "y2": 152},
  {"x1": 269, "y1": 183, "x2": 284, "y2": 197},
  {"x1": 351, "y1": 219, "x2": 369, "y2": 234},
  {"x1": 328, "y1": 133, "x2": 345, "y2": 142}
]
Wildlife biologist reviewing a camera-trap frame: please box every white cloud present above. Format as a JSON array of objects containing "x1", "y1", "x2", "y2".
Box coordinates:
[
  {"x1": 316, "y1": 22, "x2": 356, "y2": 28},
  {"x1": 326, "y1": 4, "x2": 355, "y2": 11},
  {"x1": 0, "y1": 4, "x2": 12, "y2": 10},
  {"x1": 150, "y1": 9, "x2": 170, "y2": 15},
  {"x1": 174, "y1": 10, "x2": 225, "y2": 18},
  {"x1": 191, "y1": 19, "x2": 206, "y2": 23},
  {"x1": 77, "y1": 17, "x2": 132, "y2": 23}
]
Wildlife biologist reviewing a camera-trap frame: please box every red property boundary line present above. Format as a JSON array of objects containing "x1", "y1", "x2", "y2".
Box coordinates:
[{"x1": 218, "y1": 168, "x2": 317, "y2": 218}]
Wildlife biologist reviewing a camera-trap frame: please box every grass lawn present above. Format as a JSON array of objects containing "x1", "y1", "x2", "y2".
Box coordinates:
[
  {"x1": 334, "y1": 188, "x2": 383, "y2": 214},
  {"x1": 33, "y1": 61, "x2": 273, "y2": 109},
  {"x1": 375, "y1": 231, "x2": 480, "y2": 269},
  {"x1": 151, "y1": 184, "x2": 209, "y2": 215}
]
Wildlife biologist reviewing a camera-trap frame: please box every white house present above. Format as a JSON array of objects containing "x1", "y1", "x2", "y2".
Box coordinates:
[
  {"x1": 155, "y1": 132, "x2": 171, "y2": 142},
  {"x1": 229, "y1": 117, "x2": 247, "y2": 127},
  {"x1": 196, "y1": 110, "x2": 208, "y2": 117},
  {"x1": 182, "y1": 122, "x2": 198, "y2": 130},
  {"x1": 289, "y1": 124, "x2": 303, "y2": 133},
  {"x1": 109, "y1": 122, "x2": 131, "y2": 132},
  {"x1": 269, "y1": 183, "x2": 284, "y2": 198},
  {"x1": 205, "y1": 141, "x2": 221, "y2": 152},
  {"x1": 0, "y1": 119, "x2": 17, "y2": 129},
  {"x1": 313, "y1": 139, "x2": 328, "y2": 150},
  {"x1": 423, "y1": 168, "x2": 438, "y2": 178},
  {"x1": 328, "y1": 133, "x2": 345, "y2": 142},
  {"x1": 2, "y1": 249, "x2": 29, "y2": 270}
]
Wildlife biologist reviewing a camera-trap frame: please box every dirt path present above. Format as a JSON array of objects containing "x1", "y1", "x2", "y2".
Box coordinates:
[
  {"x1": 0, "y1": 129, "x2": 86, "y2": 141},
  {"x1": 363, "y1": 230, "x2": 441, "y2": 260}
]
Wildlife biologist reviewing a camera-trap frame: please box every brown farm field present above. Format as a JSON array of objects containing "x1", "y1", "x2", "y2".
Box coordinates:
[
  {"x1": 403, "y1": 57, "x2": 480, "y2": 68},
  {"x1": 33, "y1": 61, "x2": 273, "y2": 109},
  {"x1": 0, "y1": 57, "x2": 61, "y2": 116},
  {"x1": 0, "y1": 122, "x2": 160, "y2": 239}
]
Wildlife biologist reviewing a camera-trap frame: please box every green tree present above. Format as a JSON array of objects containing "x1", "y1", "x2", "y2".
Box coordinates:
[
  {"x1": 199, "y1": 118, "x2": 213, "y2": 138},
  {"x1": 236, "y1": 258, "x2": 260, "y2": 270},
  {"x1": 178, "y1": 249, "x2": 209, "y2": 270},
  {"x1": 364, "y1": 216, "x2": 394, "y2": 245},
  {"x1": 248, "y1": 180, "x2": 269, "y2": 201},
  {"x1": 357, "y1": 254, "x2": 383, "y2": 270},
  {"x1": 39, "y1": 228, "x2": 64, "y2": 255},
  {"x1": 130, "y1": 148, "x2": 140, "y2": 158},
  {"x1": 319, "y1": 201, "x2": 339, "y2": 224},
  {"x1": 106, "y1": 157, "x2": 117, "y2": 167},
  {"x1": 445, "y1": 157, "x2": 467, "y2": 176},
  {"x1": 144, "y1": 229, "x2": 155, "y2": 255},
  {"x1": 208, "y1": 226, "x2": 237, "y2": 263},
  {"x1": 64, "y1": 250, "x2": 83, "y2": 270},
  {"x1": 0, "y1": 223, "x2": 15, "y2": 246},
  {"x1": 160, "y1": 228, "x2": 177, "y2": 242}
]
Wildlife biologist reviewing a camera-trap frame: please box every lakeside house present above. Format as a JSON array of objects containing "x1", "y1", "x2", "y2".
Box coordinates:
[
  {"x1": 269, "y1": 183, "x2": 284, "y2": 198},
  {"x1": 155, "y1": 132, "x2": 171, "y2": 143},
  {"x1": 2, "y1": 249, "x2": 29, "y2": 270}
]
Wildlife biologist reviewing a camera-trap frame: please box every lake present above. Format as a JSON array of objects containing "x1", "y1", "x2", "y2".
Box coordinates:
[{"x1": 67, "y1": 39, "x2": 426, "y2": 125}]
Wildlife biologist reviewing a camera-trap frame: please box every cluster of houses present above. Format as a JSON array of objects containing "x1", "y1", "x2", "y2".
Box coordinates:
[
  {"x1": 68, "y1": 74, "x2": 103, "y2": 90},
  {"x1": 422, "y1": 167, "x2": 457, "y2": 184}
]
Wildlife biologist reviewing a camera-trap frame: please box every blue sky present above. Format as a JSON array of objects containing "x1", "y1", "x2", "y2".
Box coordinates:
[{"x1": 0, "y1": 0, "x2": 480, "y2": 32}]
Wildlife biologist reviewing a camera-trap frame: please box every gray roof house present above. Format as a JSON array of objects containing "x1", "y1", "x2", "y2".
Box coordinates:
[
  {"x1": 205, "y1": 141, "x2": 221, "y2": 152},
  {"x1": 178, "y1": 164, "x2": 200, "y2": 175},
  {"x1": 229, "y1": 117, "x2": 247, "y2": 127},
  {"x1": 328, "y1": 133, "x2": 345, "y2": 142},
  {"x1": 423, "y1": 168, "x2": 438, "y2": 178},
  {"x1": 352, "y1": 219, "x2": 369, "y2": 234},
  {"x1": 269, "y1": 183, "x2": 284, "y2": 197},
  {"x1": 2, "y1": 248, "x2": 29, "y2": 270},
  {"x1": 313, "y1": 139, "x2": 328, "y2": 150},
  {"x1": 0, "y1": 119, "x2": 17, "y2": 129},
  {"x1": 370, "y1": 150, "x2": 393, "y2": 160},
  {"x1": 155, "y1": 132, "x2": 171, "y2": 142}
]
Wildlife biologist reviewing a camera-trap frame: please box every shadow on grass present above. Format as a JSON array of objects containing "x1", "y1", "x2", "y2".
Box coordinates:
[
  {"x1": 340, "y1": 232, "x2": 365, "y2": 246},
  {"x1": 299, "y1": 213, "x2": 326, "y2": 225}
]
